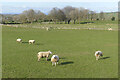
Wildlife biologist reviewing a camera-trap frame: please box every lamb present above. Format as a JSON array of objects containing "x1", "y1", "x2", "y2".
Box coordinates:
[
  {"x1": 37, "y1": 50, "x2": 52, "y2": 61},
  {"x1": 16, "y1": 38, "x2": 22, "y2": 43},
  {"x1": 29, "y1": 40, "x2": 35, "y2": 44},
  {"x1": 51, "y1": 55, "x2": 59, "y2": 66},
  {"x1": 95, "y1": 51, "x2": 103, "y2": 60}
]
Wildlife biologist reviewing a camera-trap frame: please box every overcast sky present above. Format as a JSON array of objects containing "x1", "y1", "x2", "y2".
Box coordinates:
[
  {"x1": 0, "y1": 0, "x2": 119, "y2": 14},
  {"x1": 1, "y1": 0, "x2": 119, "y2": 2}
]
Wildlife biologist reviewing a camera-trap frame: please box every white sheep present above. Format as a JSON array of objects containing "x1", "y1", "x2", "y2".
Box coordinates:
[
  {"x1": 108, "y1": 28, "x2": 113, "y2": 31},
  {"x1": 46, "y1": 27, "x2": 49, "y2": 31},
  {"x1": 29, "y1": 40, "x2": 35, "y2": 44},
  {"x1": 37, "y1": 50, "x2": 52, "y2": 61},
  {"x1": 51, "y1": 55, "x2": 59, "y2": 66},
  {"x1": 16, "y1": 38, "x2": 22, "y2": 43},
  {"x1": 95, "y1": 51, "x2": 103, "y2": 60}
]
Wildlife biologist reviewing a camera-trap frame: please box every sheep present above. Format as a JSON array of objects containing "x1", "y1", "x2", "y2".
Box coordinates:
[
  {"x1": 95, "y1": 51, "x2": 103, "y2": 60},
  {"x1": 108, "y1": 28, "x2": 112, "y2": 31},
  {"x1": 51, "y1": 55, "x2": 59, "y2": 66},
  {"x1": 46, "y1": 27, "x2": 49, "y2": 31},
  {"x1": 37, "y1": 50, "x2": 52, "y2": 61},
  {"x1": 16, "y1": 38, "x2": 22, "y2": 43},
  {"x1": 29, "y1": 40, "x2": 35, "y2": 44}
]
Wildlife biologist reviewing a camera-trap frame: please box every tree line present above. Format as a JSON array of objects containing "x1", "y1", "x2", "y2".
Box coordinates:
[{"x1": 0, "y1": 6, "x2": 116, "y2": 24}]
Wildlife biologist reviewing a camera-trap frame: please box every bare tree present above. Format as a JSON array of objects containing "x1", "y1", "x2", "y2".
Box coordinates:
[
  {"x1": 89, "y1": 11, "x2": 96, "y2": 21},
  {"x1": 77, "y1": 7, "x2": 90, "y2": 23},
  {"x1": 69, "y1": 8, "x2": 79, "y2": 24},
  {"x1": 19, "y1": 14, "x2": 27, "y2": 23},
  {"x1": 13, "y1": 15, "x2": 21, "y2": 23},
  {"x1": 78, "y1": 7, "x2": 85, "y2": 22},
  {"x1": 48, "y1": 7, "x2": 66, "y2": 24},
  {"x1": 22, "y1": 9, "x2": 36, "y2": 23},
  {"x1": 99, "y1": 11, "x2": 105, "y2": 20},
  {"x1": 57, "y1": 9, "x2": 66, "y2": 23},
  {"x1": 35, "y1": 10, "x2": 46, "y2": 22},
  {"x1": 48, "y1": 7, "x2": 59, "y2": 24},
  {"x1": 62, "y1": 6, "x2": 75, "y2": 24}
]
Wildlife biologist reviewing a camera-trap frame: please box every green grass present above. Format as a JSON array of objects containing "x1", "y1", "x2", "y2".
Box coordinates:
[
  {"x1": 6, "y1": 20, "x2": 118, "y2": 30},
  {"x1": 2, "y1": 26, "x2": 118, "y2": 78}
]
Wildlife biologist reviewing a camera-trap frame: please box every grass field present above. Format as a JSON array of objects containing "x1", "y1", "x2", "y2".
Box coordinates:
[
  {"x1": 8, "y1": 20, "x2": 118, "y2": 30},
  {"x1": 2, "y1": 25, "x2": 118, "y2": 78}
]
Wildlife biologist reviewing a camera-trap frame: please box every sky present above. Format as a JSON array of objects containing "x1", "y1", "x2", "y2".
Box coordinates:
[
  {"x1": 0, "y1": 0, "x2": 119, "y2": 2},
  {"x1": 0, "y1": 0, "x2": 119, "y2": 14}
]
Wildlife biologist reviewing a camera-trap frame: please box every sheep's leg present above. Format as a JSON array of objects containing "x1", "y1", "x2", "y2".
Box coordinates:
[
  {"x1": 38, "y1": 57, "x2": 40, "y2": 61},
  {"x1": 57, "y1": 62, "x2": 58, "y2": 64},
  {"x1": 96, "y1": 56, "x2": 99, "y2": 60},
  {"x1": 96, "y1": 56, "x2": 98, "y2": 60},
  {"x1": 55, "y1": 62, "x2": 56, "y2": 66},
  {"x1": 52, "y1": 62, "x2": 53, "y2": 66},
  {"x1": 98, "y1": 55, "x2": 100, "y2": 60},
  {"x1": 52, "y1": 62, "x2": 55, "y2": 66},
  {"x1": 46, "y1": 57, "x2": 48, "y2": 61}
]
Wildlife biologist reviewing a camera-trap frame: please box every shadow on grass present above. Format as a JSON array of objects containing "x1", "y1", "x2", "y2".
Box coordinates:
[
  {"x1": 22, "y1": 42, "x2": 44, "y2": 45},
  {"x1": 35, "y1": 43, "x2": 44, "y2": 45},
  {"x1": 22, "y1": 42, "x2": 29, "y2": 44},
  {"x1": 43, "y1": 57, "x2": 66, "y2": 62},
  {"x1": 60, "y1": 61, "x2": 74, "y2": 65},
  {"x1": 59, "y1": 57, "x2": 66, "y2": 59},
  {"x1": 47, "y1": 59, "x2": 51, "y2": 61},
  {"x1": 101, "y1": 57, "x2": 110, "y2": 60}
]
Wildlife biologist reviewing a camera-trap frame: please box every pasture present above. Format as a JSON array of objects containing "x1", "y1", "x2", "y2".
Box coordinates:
[{"x1": 2, "y1": 24, "x2": 118, "y2": 78}]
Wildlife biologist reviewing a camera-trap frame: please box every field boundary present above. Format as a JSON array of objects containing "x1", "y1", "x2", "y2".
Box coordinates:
[{"x1": 2, "y1": 24, "x2": 118, "y2": 31}]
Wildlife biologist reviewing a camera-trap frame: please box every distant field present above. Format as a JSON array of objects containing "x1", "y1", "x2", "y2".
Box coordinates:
[
  {"x1": 4, "y1": 20, "x2": 118, "y2": 30},
  {"x1": 2, "y1": 25, "x2": 118, "y2": 78}
]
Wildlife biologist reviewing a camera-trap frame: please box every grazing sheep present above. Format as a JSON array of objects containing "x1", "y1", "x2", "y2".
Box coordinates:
[
  {"x1": 29, "y1": 40, "x2": 35, "y2": 44},
  {"x1": 16, "y1": 38, "x2": 22, "y2": 43},
  {"x1": 37, "y1": 51, "x2": 52, "y2": 61},
  {"x1": 51, "y1": 55, "x2": 59, "y2": 66},
  {"x1": 95, "y1": 51, "x2": 103, "y2": 60},
  {"x1": 108, "y1": 28, "x2": 113, "y2": 31},
  {"x1": 46, "y1": 27, "x2": 49, "y2": 31}
]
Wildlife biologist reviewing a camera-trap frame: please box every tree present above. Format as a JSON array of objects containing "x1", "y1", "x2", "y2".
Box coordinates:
[
  {"x1": 22, "y1": 9, "x2": 36, "y2": 23},
  {"x1": 83, "y1": 9, "x2": 90, "y2": 20},
  {"x1": 48, "y1": 7, "x2": 59, "y2": 24},
  {"x1": 111, "y1": 17, "x2": 115, "y2": 21},
  {"x1": 57, "y1": 9, "x2": 66, "y2": 23},
  {"x1": 89, "y1": 11, "x2": 96, "y2": 21},
  {"x1": 69, "y1": 8, "x2": 79, "y2": 24},
  {"x1": 35, "y1": 10, "x2": 46, "y2": 22},
  {"x1": 99, "y1": 11, "x2": 105, "y2": 20},
  {"x1": 19, "y1": 14, "x2": 27, "y2": 23},
  {"x1": 48, "y1": 7, "x2": 66, "y2": 24},
  {"x1": 62, "y1": 6, "x2": 75, "y2": 24},
  {"x1": 13, "y1": 15, "x2": 21, "y2": 23},
  {"x1": 0, "y1": 14, "x2": 5, "y2": 24}
]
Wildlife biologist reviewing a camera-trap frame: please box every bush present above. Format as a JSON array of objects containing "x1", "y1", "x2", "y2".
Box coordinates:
[
  {"x1": 111, "y1": 17, "x2": 115, "y2": 21},
  {"x1": 96, "y1": 18, "x2": 99, "y2": 20}
]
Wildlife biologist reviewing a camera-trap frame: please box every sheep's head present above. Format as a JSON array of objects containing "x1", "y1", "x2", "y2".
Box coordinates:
[
  {"x1": 54, "y1": 56, "x2": 57, "y2": 59},
  {"x1": 48, "y1": 51, "x2": 52, "y2": 54},
  {"x1": 100, "y1": 54, "x2": 103, "y2": 56},
  {"x1": 52, "y1": 55, "x2": 56, "y2": 59}
]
